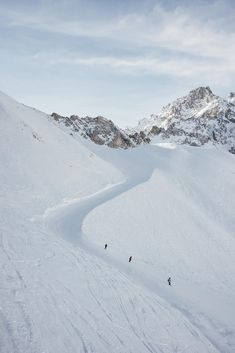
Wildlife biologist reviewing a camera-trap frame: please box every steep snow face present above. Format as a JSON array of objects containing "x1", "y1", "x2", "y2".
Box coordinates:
[
  {"x1": 0, "y1": 91, "x2": 122, "y2": 216},
  {"x1": 135, "y1": 87, "x2": 235, "y2": 153}
]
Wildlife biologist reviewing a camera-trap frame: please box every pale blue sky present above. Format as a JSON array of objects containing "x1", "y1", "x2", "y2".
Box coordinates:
[{"x1": 0, "y1": 0, "x2": 235, "y2": 126}]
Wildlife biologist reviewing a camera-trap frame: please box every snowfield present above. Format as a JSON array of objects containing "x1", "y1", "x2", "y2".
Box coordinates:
[{"x1": 0, "y1": 91, "x2": 235, "y2": 353}]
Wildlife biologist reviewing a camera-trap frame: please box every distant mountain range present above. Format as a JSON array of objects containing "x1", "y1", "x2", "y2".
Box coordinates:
[{"x1": 51, "y1": 86, "x2": 235, "y2": 153}]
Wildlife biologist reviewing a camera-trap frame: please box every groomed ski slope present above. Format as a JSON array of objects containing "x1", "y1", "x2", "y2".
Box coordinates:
[
  {"x1": 83, "y1": 144, "x2": 235, "y2": 353},
  {"x1": 47, "y1": 143, "x2": 235, "y2": 353},
  {"x1": 1, "y1": 91, "x2": 235, "y2": 353}
]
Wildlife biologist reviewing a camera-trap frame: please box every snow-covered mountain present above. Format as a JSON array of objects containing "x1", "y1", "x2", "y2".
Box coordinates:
[
  {"x1": 1, "y1": 90, "x2": 235, "y2": 353},
  {"x1": 51, "y1": 87, "x2": 235, "y2": 154},
  {"x1": 134, "y1": 87, "x2": 235, "y2": 153},
  {"x1": 51, "y1": 112, "x2": 150, "y2": 148}
]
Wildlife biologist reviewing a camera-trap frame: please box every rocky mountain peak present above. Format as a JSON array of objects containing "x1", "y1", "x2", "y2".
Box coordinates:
[
  {"x1": 51, "y1": 86, "x2": 235, "y2": 154},
  {"x1": 132, "y1": 87, "x2": 235, "y2": 154},
  {"x1": 188, "y1": 86, "x2": 213, "y2": 100},
  {"x1": 51, "y1": 113, "x2": 149, "y2": 149},
  {"x1": 171, "y1": 86, "x2": 215, "y2": 112}
]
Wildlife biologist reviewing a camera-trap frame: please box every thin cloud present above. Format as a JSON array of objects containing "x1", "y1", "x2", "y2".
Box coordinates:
[
  {"x1": 1, "y1": 1, "x2": 235, "y2": 91},
  {"x1": 31, "y1": 50, "x2": 235, "y2": 86},
  {"x1": 2, "y1": 1, "x2": 235, "y2": 62}
]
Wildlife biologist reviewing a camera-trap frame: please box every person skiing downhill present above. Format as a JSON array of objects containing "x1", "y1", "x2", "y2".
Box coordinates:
[
  {"x1": 168, "y1": 277, "x2": 171, "y2": 286},
  {"x1": 104, "y1": 244, "x2": 107, "y2": 250},
  {"x1": 129, "y1": 256, "x2": 132, "y2": 263}
]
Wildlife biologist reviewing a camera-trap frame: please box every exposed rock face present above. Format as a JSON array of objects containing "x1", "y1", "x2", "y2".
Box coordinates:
[
  {"x1": 134, "y1": 87, "x2": 235, "y2": 153},
  {"x1": 51, "y1": 113, "x2": 148, "y2": 149},
  {"x1": 51, "y1": 87, "x2": 235, "y2": 153},
  {"x1": 228, "y1": 92, "x2": 235, "y2": 105},
  {"x1": 128, "y1": 131, "x2": 151, "y2": 145}
]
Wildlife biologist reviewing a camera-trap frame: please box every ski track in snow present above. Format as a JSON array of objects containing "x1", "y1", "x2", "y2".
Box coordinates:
[
  {"x1": 1, "y1": 90, "x2": 234, "y2": 352},
  {"x1": 45, "y1": 145, "x2": 223, "y2": 353}
]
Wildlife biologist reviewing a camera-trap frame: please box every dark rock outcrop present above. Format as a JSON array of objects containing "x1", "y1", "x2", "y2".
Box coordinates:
[
  {"x1": 51, "y1": 113, "x2": 148, "y2": 149},
  {"x1": 51, "y1": 87, "x2": 235, "y2": 153}
]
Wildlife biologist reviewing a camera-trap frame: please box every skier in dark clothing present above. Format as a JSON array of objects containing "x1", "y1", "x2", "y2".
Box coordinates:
[
  {"x1": 168, "y1": 277, "x2": 171, "y2": 286},
  {"x1": 104, "y1": 244, "x2": 107, "y2": 250},
  {"x1": 129, "y1": 256, "x2": 132, "y2": 263}
]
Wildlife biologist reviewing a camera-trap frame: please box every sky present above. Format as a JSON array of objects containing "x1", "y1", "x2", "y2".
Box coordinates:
[{"x1": 0, "y1": 0, "x2": 235, "y2": 127}]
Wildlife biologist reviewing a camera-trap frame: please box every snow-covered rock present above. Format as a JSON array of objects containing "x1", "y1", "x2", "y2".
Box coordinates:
[
  {"x1": 228, "y1": 92, "x2": 235, "y2": 105},
  {"x1": 50, "y1": 87, "x2": 235, "y2": 154},
  {"x1": 134, "y1": 87, "x2": 235, "y2": 153},
  {"x1": 51, "y1": 113, "x2": 149, "y2": 149}
]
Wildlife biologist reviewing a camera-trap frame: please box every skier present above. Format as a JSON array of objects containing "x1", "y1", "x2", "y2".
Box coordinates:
[
  {"x1": 167, "y1": 277, "x2": 171, "y2": 286},
  {"x1": 104, "y1": 244, "x2": 107, "y2": 250},
  {"x1": 129, "y1": 256, "x2": 132, "y2": 263}
]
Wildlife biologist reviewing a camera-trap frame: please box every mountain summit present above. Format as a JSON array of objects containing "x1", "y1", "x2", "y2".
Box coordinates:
[
  {"x1": 51, "y1": 87, "x2": 235, "y2": 154},
  {"x1": 134, "y1": 86, "x2": 235, "y2": 153}
]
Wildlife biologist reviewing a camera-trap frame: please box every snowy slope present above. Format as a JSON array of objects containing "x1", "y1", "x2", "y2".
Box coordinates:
[
  {"x1": 1, "y1": 91, "x2": 235, "y2": 353},
  {"x1": 83, "y1": 144, "x2": 235, "y2": 352},
  {"x1": 0, "y1": 91, "x2": 122, "y2": 214}
]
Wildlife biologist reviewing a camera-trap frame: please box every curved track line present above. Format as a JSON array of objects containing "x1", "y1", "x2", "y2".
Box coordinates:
[{"x1": 44, "y1": 145, "x2": 221, "y2": 353}]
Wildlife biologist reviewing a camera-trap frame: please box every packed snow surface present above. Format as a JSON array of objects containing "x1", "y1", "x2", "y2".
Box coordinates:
[{"x1": 1, "y1": 91, "x2": 235, "y2": 353}]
